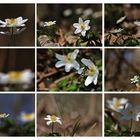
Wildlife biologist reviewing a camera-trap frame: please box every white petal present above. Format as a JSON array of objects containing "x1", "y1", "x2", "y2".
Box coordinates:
[
  {"x1": 81, "y1": 30, "x2": 86, "y2": 36},
  {"x1": 56, "y1": 119, "x2": 62, "y2": 125},
  {"x1": 79, "y1": 17, "x2": 83, "y2": 24},
  {"x1": 65, "y1": 64, "x2": 72, "y2": 72},
  {"x1": 72, "y1": 60, "x2": 80, "y2": 70},
  {"x1": 55, "y1": 53, "x2": 64, "y2": 61},
  {"x1": 84, "y1": 20, "x2": 90, "y2": 25},
  {"x1": 120, "y1": 98, "x2": 128, "y2": 105},
  {"x1": 81, "y1": 58, "x2": 94, "y2": 67},
  {"x1": 85, "y1": 76, "x2": 93, "y2": 86},
  {"x1": 92, "y1": 73, "x2": 98, "y2": 85},
  {"x1": 0, "y1": 20, "x2": 6, "y2": 25},
  {"x1": 71, "y1": 49, "x2": 79, "y2": 59},
  {"x1": 78, "y1": 67, "x2": 84, "y2": 74},
  {"x1": 46, "y1": 120, "x2": 52, "y2": 125},
  {"x1": 0, "y1": 24, "x2": 6, "y2": 27},
  {"x1": 85, "y1": 26, "x2": 90, "y2": 31},
  {"x1": 74, "y1": 28, "x2": 81, "y2": 34},
  {"x1": 55, "y1": 61, "x2": 65, "y2": 68},
  {"x1": 73, "y1": 23, "x2": 80, "y2": 28}
]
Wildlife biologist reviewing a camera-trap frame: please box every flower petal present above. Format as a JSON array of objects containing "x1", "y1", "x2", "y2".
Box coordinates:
[
  {"x1": 46, "y1": 120, "x2": 52, "y2": 125},
  {"x1": 81, "y1": 30, "x2": 86, "y2": 36},
  {"x1": 79, "y1": 17, "x2": 83, "y2": 24},
  {"x1": 85, "y1": 76, "x2": 93, "y2": 86},
  {"x1": 81, "y1": 58, "x2": 94, "y2": 67},
  {"x1": 71, "y1": 49, "x2": 79, "y2": 59},
  {"x1": 55, "y1": 61, "x2": 65, "y2": 68},
  {"x1": 65, "y1": 64, "x2": 72, "y2": 72},
  {"x1": 0, "y1": 20, "x2": 6, "y2": 25},
  {"x1": 56, "y1": 119, "x2": 62, "y2": 125},
  {"x1": 73, "y1": 23, "x2": 80, "y2": 28},
  {"x1": 55, "y1": 53, "x2": 64, "y2": 61},
  {"x1": 85, "y1": 26, "x2": 90, "y2": 31},
  {"x1": 84, "y1": 20, "x2": 90, "y2": 25},
  {"x1": 92, "y1": 72, "x2": 98, "y2": 85},
  {"x1": 74, "y1": 28, "x2": 81, "y2": 34},
  {"x1": 72, "y1": 60, "x2": 80, "y2": 70}
]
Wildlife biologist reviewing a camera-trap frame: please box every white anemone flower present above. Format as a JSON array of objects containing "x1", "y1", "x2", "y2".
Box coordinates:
[
  {"x1": 44, "y1": 21, "x2": 56, "y2": 27},
  {"x1": 8, "y1": 69, "x2": 34, "y2": 84},
  {"x1": 73, "y1": 17, "x2": 90, "y2": 37},
  {"x1": 0, "y1": 113, "x2": 10, "y2": 118},
  {"x1": 55, "y1": 49, "x2": 80, "y2": 72},
  {"x1": 0, "y1": 16, "x2": 28, "y2": 27},
  {"x1": 81, "y1": 58, "x2": 98, "y2": 86},
  {"x1": 130, "y1": 75, "x2": 139, "y2": 84},
  {"x1": 44, "y1": 115, "x2": 62, "y2": 125},
  {"x1": 107, "y1": 97, "x2": 128, "y2": 112},
  {"x1": 120, "y1": 103, "x2": 140, "y2": 121},
  {"x1": 20, "y1": 112, "x2": 35, "y2": 122}
]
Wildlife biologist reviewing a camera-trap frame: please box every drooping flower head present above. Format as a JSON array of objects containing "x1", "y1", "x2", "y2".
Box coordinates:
[
  {"x1": 44, "y1": 115, "x2": 62, "y2": 125},
  {"x1": 44, "y1": 21, "x2": 56, "y2": 27},
  {"x1": 107, "y1": 97, "x2": 128, "y2": 112},
  {"x1": 73, "y1": 17, "x2": 90, "y2": 37},
  {"x1": 81, "y1": 58, "x2": 98, "y2": 86},
  {"x1": 55, "y1": 49, "x2": 80, "y2": 72},
  {"x1": 0, "y1": 17, "x2": 28, "y2": 27},
  {"x1": 120, "y1": 103, "x2": 140, "y2": 121},
  {"x1": 20, "y1": 112, "x2": 35, "y2": 122}
]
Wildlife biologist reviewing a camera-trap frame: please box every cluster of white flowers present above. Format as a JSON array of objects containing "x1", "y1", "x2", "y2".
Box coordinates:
[
  {"x1": 107, "y1": 97, "x2": 140, "y2": 122},
  {"x1": 0, "y1": 16, "x2": 28, "y2": 35},
  {"x1": 55, "y1": 49, "x2": 99, "y2": 86}
]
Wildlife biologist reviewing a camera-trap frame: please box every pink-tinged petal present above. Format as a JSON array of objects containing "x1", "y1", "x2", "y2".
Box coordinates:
[
  {"x1": 74, "y1": 28, "x2": 81, "y2": 34},
  {"x1": 57, "y1": 119, "x2": 62, "y2": 125},
  {"x1": 65, "y1": 64, "x2": 72, "y2": 72},
  {"x1": 46, "y1": 120, "x2": 52, "y2": 125},
  {"x1": 73, "y1": 23, "x2": 80, "y2": 28},
  {"x1": 84, "y1": 20, "x2": 90, "y2": 25},
  {"x1": 85, "y1": 76, "x2": 93, "y2": 86},
  {"x1": 55, "y1": 53, "x2": 64, "y2": 61},
  {"x1": 55, "y1": 61, "x2": 65, "y2": 68},
  {"x1": 81, "y1": 30, "x2": 86, "y2": 36}
]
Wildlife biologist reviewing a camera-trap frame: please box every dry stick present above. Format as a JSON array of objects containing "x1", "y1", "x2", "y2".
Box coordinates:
[{"x1": 37, "y1": 68, "x2": 64, "y2": 84}]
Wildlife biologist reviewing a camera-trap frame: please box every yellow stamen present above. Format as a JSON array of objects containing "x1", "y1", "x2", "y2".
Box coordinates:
[
  {"x1": 51, "y1": 115, "x2": 57, "y2": 122},
  {"x1": 6, "y1": 18, "x2": 17, "y2": 26},
  {"x1": 8, "y1": 71, "x2": 22, "y2": 81},
  {"x1": 87, "y1": 65, "x2": 96, "y2": 76},
  {"x1": 80, "y1": 23, "x2": 85, "y2": 30}
]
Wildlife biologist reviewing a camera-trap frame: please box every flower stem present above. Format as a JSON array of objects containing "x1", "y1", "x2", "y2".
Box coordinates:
[
  {"x1": 10, "y1": 27, "x2": 16, "y2": 46},
  {"x1": 52, "y1": 122, "x2": 54, "y2": 134},
  {"x1": 129, "y1": 119, "x2": 133, "y2": 132}
]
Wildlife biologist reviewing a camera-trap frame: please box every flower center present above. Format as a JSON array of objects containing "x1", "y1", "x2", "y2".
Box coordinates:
[
  {"x1": 51, "y1": 115, "x2": 57, "y2": 122},
  {"x1": 87, "y1": 65, "x2": 96, "y2": 76},
  {"x1": 80, "y1": 23, "x2": 85, "y2": 30},
  {"x1": 8, "y1": 71, "x2": 22, "y2": 81},
  {"x1": 114, "y1": 100, "x2": 121, "y2": 109},
  {"x1": 6, "y1": 18, "x2": 17, "y2": 26},
  {"x1": 64, "y1": 54, "x2": 73, "y2": 63},
  {"x1": 23, "y1": 113, "x2": 34, "y2": 120}
]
